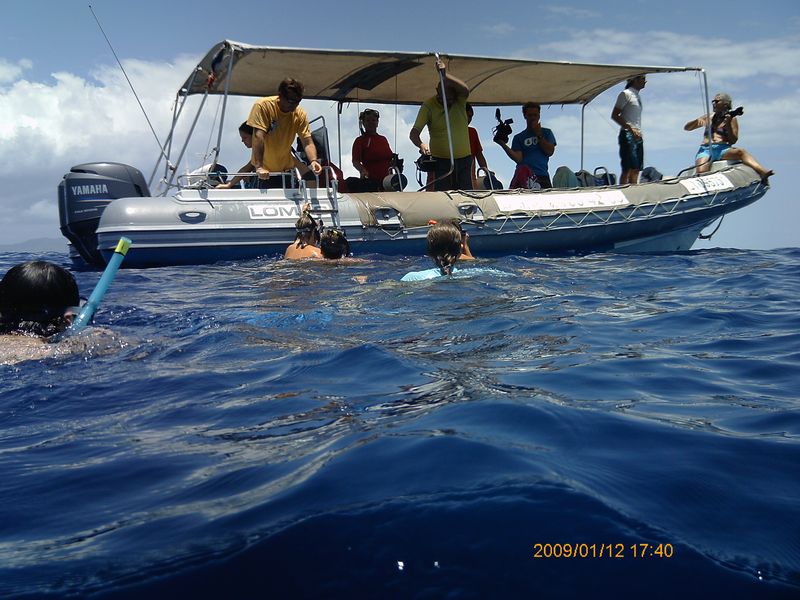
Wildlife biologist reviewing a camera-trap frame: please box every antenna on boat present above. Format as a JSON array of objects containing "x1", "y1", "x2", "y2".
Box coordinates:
[{"x1": 88, "y1": 4, "x2": 165, "y2": 154}]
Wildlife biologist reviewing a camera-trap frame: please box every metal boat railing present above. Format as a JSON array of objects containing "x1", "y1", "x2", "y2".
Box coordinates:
[{"x1": 175, "y1": 164, "x2": 341, "y2": 206}]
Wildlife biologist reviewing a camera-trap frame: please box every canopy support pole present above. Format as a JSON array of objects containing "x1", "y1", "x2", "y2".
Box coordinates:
[
  {"x1": 424, "y1": 52, "x2": 455, "y2": 191},
  {"x1": 580, "y1": 103, "x2": 586, "y2": 171},
  {"x1": 700, "y1": 69, "x2": 711, "y2": 140},
  {"x1": 211, "y1": 47, "x2": 236, "y2": 170},
  {"x1": 163, "y1": 91, "x2": 209, "y2": 191},
  {"x1": 148, "y1": 67, "x2": 201, "y2": 190},
  {"x1": 337, "y1": 101, "x2": 344, "y2": 170}
]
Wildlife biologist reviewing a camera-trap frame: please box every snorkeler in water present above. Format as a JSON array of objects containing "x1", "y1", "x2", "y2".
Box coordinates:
[
  {"x1": 401, "y1": 222, "x2": 464, "y2": 281},
  {"x1": 285, "y1": 203, "x2": 323, "y2": 259},
  {"x1": 319, "y1": 228, "x2": 352, "y2": 260},
  {"x1": 454, "y1": 220, "x2": 475, "y2": 261},
  {"x1": 424, "y1": 219, "x2": 475, "y2": 261},
  {"x1": 0, "y1": 260, "x2": 87, "y2": 364},
  {"x1": 0, "y1": 261, "x2": 81, "y2": 338}
]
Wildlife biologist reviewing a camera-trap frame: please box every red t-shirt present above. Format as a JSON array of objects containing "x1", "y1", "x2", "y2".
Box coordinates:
[
  {"x1": 468, "y1": 127, "x2": 483, "y2": 156},
  {"x1": 352, "y1": 133, "x2": 393, "y2": 180}
]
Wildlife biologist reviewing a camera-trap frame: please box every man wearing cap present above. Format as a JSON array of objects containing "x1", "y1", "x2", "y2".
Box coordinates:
[{"x1": 247, "y1": 78, "x2": 322, "y2": 189}]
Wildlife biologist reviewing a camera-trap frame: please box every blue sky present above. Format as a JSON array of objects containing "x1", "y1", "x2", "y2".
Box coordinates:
[{"x1": 2, "y1": 0, "x2": 798, "y2": 249}]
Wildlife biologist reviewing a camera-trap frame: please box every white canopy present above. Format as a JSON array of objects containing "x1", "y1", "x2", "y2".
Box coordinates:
[{"x1": 182, "y1": 40, "x2": 701, "y2": 107}]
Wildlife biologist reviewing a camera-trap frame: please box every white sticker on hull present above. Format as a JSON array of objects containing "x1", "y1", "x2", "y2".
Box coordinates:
[
  {"x1": 679, "y1": 174, "x2": 734, "y2": 195},
  {"x1": 495, "y1": 190, "x2": 629, "y2": 212},
  {"x1": 248, "y1": 203, "x2": 302, "y2": 219}
]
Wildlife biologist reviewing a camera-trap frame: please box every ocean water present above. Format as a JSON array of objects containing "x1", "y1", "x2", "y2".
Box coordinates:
[{"x1": 1, "y1": 248, "x2": 799, "y2": 598}]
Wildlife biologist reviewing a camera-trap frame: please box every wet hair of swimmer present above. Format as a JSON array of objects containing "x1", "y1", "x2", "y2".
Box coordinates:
[
  {"x1": 320, "y1": 229, "x2": 351, "y2": 259},
  {"x1": 294, "y1": 210, "x2": 322, "y2": 246},
  {"x1": 426, "y1": 222, "x2": 463, "y2": 276},
  {"x1": 0, "y1": 261, "x2": 80, "y2": 337}
]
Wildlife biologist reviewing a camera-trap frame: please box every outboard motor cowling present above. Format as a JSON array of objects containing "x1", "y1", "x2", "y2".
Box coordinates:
[{"x1": 58, "y1": 162, "x2": 149, "y2": 266}]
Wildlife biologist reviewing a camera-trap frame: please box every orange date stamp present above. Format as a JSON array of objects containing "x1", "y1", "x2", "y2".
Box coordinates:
[{"x1": 533, "y1": 542, "x2": 674, "y2": 559}]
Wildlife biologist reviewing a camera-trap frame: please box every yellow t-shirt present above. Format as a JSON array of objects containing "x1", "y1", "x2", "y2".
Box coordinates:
[
  {"x1": 247, "y1": 96, "x2": 312, "y2": 172},
  {"x1": 412, "y1": 96, "x2": 471, "y2": 159}
]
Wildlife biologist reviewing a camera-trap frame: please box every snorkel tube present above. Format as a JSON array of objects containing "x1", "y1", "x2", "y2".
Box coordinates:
[{"x1": 67, "y1": 237, "x2": 132, "y2": 334}]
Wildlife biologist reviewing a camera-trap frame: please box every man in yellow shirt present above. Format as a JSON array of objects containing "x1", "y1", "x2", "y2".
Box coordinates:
[
  {"x1": 410, "y1": 58, "x2": 471, "y2": 191},
  {"x1": 247, "y1": 78, "x2": 322, "y2": 188}
]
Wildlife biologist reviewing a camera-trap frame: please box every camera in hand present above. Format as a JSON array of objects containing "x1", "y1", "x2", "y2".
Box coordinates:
[
  {"x1": 726, "y1": 106, "x2": 744, "y2": 118},
  {"x1": 492, "y1": 108, "x2": 513, "y2": 144},
  {"x1": 415, "y1": 154, "x2": 437, "y2": 172}
]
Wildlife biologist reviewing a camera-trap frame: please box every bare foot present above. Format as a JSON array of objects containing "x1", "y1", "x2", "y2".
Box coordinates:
[{"x1": 761, "y1": 170, "x2": 774, "y2": 184}]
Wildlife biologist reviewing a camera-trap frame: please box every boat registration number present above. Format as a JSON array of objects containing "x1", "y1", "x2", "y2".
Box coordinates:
[
  {"x1": 680, "y1": 174, "x2": 734, "y2": 194},
  {"x1": 495, "y1": 190, "x2": 629, "y2": 212}
]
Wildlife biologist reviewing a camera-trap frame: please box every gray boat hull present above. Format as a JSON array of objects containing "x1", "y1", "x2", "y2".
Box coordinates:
[{"x1": 82, "y1": 163, "x2": 766, "y2": 267}]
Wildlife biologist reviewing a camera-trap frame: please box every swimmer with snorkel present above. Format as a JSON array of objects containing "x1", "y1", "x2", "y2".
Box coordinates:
[{"x1": 1, "y1": 238, "x2": 130, "y2": 364}]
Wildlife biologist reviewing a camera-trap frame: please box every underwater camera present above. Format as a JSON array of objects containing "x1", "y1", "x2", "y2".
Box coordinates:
[
  {"x1": 726, "y1": 106, "x2": 744, "y2": 118},
  {"x1": 492, "y1": 108, "x2": 513, "y2": 144},
  {"x1": 415, "y1": 154, "x2": 437, "y2": 172}
]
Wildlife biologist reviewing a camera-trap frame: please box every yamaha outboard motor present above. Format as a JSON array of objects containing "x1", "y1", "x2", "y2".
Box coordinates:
[{"x1": 58, "y1": 162, "x2": 149, "y2": 266}]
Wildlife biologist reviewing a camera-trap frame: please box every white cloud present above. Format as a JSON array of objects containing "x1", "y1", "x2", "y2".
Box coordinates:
[
  {"x1": 533, "y1": 30, "x2": 800, "y2": 83},
  {"x1": 481, "y1": 23, "x2": 516, "y2": 36},
  {"x1": 24, "y1": 199, "x2": 54, "y2": 220},
  {"x1": 0, "y1": 58, "x2": 32, "y2": 84},
  {"x1": 0, "y1": 57, "x2": 199, "y2": 171},
  {"x1": 545, "y1": 6, "x2": 599, "y2": 19},
  {"x1": 0, "y1": 56, "x2": 199, "y2": 243}
]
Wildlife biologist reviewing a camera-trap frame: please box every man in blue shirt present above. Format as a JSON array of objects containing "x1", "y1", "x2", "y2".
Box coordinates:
[{"x1": 496, "y1": 102, "x2": 556, "y2": 188}]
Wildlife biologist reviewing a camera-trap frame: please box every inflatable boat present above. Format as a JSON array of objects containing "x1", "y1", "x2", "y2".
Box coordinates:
[{"x1": 58, "y1": 41, "x2": 769, "y2": 267}]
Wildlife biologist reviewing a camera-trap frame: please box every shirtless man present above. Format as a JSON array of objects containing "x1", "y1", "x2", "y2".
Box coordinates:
[{"x1": 684, "y1": 92, "x2": 773, "y2": 181}]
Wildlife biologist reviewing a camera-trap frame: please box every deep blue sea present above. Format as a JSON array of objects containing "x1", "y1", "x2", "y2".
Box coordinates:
[{"x1": 1, "y1": 248, "x2": 799, "y2": 599}]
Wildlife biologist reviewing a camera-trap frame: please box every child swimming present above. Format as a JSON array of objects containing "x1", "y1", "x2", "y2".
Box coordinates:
[
  {"x1": 401, "y1": 222, "x2": 464, "y2": 281},
  {"x1": 0, "y1": 261, "x2": 81, "y2": 338},
  {"x1": 285, "y1": 204, "x2": 323, "y2": 260},
  {"x1": 319, "y1": 228, "x2": 352, "y2": 260},
  {"x1": 1, "y1": 261, "x2": 84, "y2": 364}
]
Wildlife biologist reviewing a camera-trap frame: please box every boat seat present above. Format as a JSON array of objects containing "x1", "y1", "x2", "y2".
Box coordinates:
[
  {"x1": 575, "y1": 170, "x2": 595, "y2": 187},
  {"x1": 708, "y1": 159, "x2": 742, "y2": 173},
  {"x1": 553, "y1": 166, "x2": 579, "y2": 188},
  {"x1": 310, "y1": 126, "x2": 330, "y2": 162},
  {"x1": 681, "y1": 159, "x2": 743, "y2": 177}
]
